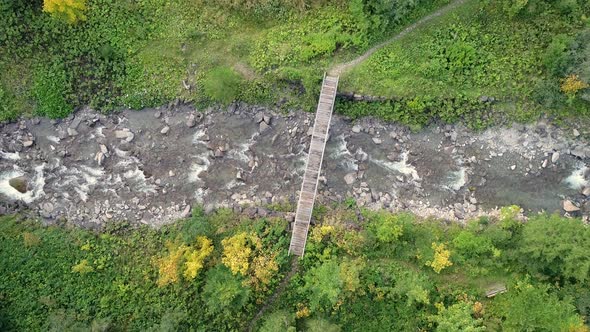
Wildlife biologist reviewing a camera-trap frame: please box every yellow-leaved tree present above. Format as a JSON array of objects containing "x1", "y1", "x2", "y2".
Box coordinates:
[
  {"x1": 156, "y1": 236, "x2": 214, "y2": 287},
  {"x1": 221, "y1": 232, "x2": 256, "y2": 275},
  {"x1": 156, "y1": 242, "x2": 187, "y2": 287},
  {"x1": 183, "y1": 236, "x2": 214, "y2": 281},
  {"x1": 249, "y1": 252, "x2": 279, "y2": 291},
  {"x1": 561, "y1": 74, "x2": 589, "y2": 97},
  {"x1": 428, "y1": 242, "x2": 453, "y2": 273},
  {"x1": 43, "y1": 0, "x2": 87, "y2": 24}
]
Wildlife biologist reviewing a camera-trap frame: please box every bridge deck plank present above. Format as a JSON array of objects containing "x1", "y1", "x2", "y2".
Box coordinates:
[{"x1": 289, "y1": 74, "x2": 339, "y2": 256}]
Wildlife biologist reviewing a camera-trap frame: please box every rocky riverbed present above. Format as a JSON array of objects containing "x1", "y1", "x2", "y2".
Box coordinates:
[{"x1": 1, "y1": 103, "x2": 589, "y2": 228}]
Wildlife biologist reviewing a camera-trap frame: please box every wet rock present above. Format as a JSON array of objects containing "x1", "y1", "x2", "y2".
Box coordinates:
[
  {"x1": 387, "y1": 153, "x2": 399, "y2": 162},
  {"x1": 160, "y1": 126, "x2": 170, "y2": 135},
  {"x1": 41, "y1": 202, "x2": 54, "y2": 216},
  {"x1": 259, "y1": 121, "x2": 271, "y2": 133},
  {"x1": 126, "y1": 132, "x2": 135, "y2": 143},
  {"x1": 67, "y1": 128, "x2": 78, "y2": 137},
  {"x1": 258, "y1": 208, "x2": 268, "y2": 218},
  {"x1": 186, "y1": 115, "x2": 196, "y2": 128},
  {"x1": 115, "y1": 130, "x2": 130, "y2": 139},
  {"x1": 563, "y1": 200, "x2": 580, "y2": 212},
  {"x1": 95, "y1": 152, "x2": 105, "y2": 165},
  {"x1": 344, "y1": 172, "x2": 357, "y2": 185},
  {"x1": 570, "y1": 147, "x2": 587, "y2": 159},
  {"x1": 244, "y1": 207, "x2": 258, "y2": 218},
  {"x1": 180, "y1": 205, "x2": 191, "y2": 218},
  {"x1": 9, "y1": 176, "x2": 28, "y2": 193},
  {"x1": 352, "y1": 125, "x2": 361, "y2": 133},
  {"x1": 454, "y1": 203, "x2": 465, "y2": 219},
  {"x1": 551, "y1": 152, "x2": 560, "y2": 163},
  {"x1": 450, "y1": 131, "x2": 458, "y2": 142}
]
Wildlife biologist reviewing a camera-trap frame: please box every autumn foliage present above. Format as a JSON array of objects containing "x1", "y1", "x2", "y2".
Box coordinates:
[
  {"x1": 156, "y1": 236, "x2": 214, "y2": 287},
  {"x1": 43, "y1": 0, "x2": 87, "y2": 23},
  {"x1": 561, "y1": 74, "x2": 589, "y2": 96}
]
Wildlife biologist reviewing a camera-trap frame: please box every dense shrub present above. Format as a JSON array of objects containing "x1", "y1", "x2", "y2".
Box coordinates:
[
  {"x1": 203, "y1": 67, "x2": 243, "y2": 104},
  {"x1": 32, "y1": 63, "x2": 72, "y2": 118}
]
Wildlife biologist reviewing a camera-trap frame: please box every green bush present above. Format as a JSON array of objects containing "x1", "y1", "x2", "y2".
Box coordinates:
[
  {"x1": 259, "y1": 310, "x2": 296, "y2": 332},
  {"x1": 202, "y1": 265, "x2": 251, "y2": 314},
  {"x1": 32, "y1": 64, "x2": 72, "y2": 118},
  {"x1": 490, "y1": 280, "x2": 585, "y2": 331},
  {"x1": 0, "y1": 85, "x2": 20, "y2": 121},
  {"x1": 519, "y1": 214, "x2": 590, "y2": 283},
  {"x1": 202, "y1": 66, "x2": 243, "y2": 104},
  {"x1": 543, "y1": 34, "x2": 574, "y2": 77}
]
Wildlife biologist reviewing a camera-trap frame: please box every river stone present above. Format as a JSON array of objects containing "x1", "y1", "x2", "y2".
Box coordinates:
[
  {"x1": 372, "y1": 137, "x2": 382, "y2": 145},
  {"x1": 259, "y1": 121, "x2": 270, "y2": 133},
  {"x1": 115, "y1": 130, "x2": 130, "y2": 139},
  {"x1": 180, "y1": 205, "x2": 191, "y2": 218},
  {"x1": 67, "y1": 128, "x2": 78, "y2": 137},
  {"x1": 23, "y1": 140, "x2": 34, "y2": 147},
  {"x1": 344, "y1": 172, "x2": 357, "y2": 185},
  {"x1": 186, "y1": 115, "x2": 196, "y2": 128},
  {"x1": 9, "y1": 176, "x2": 28, "y2": 193},
  {"x1": 563, "y1": 200, "x2": 580, "y2": 212},
  {"x1": 582, "y1": 187, "x2": 590, "y2": 197},
  {"x1": 551, "y1": 152, "x2": 560, "y2": 163},
  {"x1": 254, "y1": 112, "x2": 264, "y2": 123},
  {"x1": 352, "y1": 125, "x2": 361, "y2": 133},
  {"x1": 161, "y1": 126, "x2": 170, "y2": 135}
]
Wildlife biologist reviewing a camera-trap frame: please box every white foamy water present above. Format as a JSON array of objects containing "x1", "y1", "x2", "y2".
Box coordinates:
[
  {"x1": 194, "y1": 187, "x2": 208, "y2": 203},
  {"x1": 192, "y1": 129, "x2": 208, "y2": 145},
  {"x1": 445, "y1": 167, "x2": 467, "y2": 191},
  {"x1": 564, "y1": 165, "x2": 589, "y2": 190},
  {"x1": 46, "y1": 136, "x2": 61, "y2": 144},
  {"x1": 123, "y1": 167, "x2": 157, "y2": 193},
  {"x1": 330, "y1": 134, "x2": 352, "y2": 159},
  {"x1": 0, "y1": 151, "x2": 20, "y2": 160},
  {"x1": 0, "y1": 164, "x2": 46, "y2": 203},
  {"x1": 370, "y1": 152, "x2": 420, "y2": 180},
  {"x1": 225, "y1": 179, "x2": 244, "y2": 190},
  {"x1": 228, "y1": 132, "x2": 258, "y2": 163},
  {"x1": 188, "y1": 157, "x2": 211, "y2": 182},
  {"x1": 329, "y1": 134, "x2": 359, "y2": 171}
]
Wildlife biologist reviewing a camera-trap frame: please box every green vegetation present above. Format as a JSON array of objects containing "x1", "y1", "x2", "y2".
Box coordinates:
[
  {"x1": 2, "y1": 205, "x2": 590, "y2": 330},
  {"x1": 341, "y1": 0, "x2": 590, "y2": 129},
  {"x1": 1, "y1": 0, "x2": 452, "y2": 121}
]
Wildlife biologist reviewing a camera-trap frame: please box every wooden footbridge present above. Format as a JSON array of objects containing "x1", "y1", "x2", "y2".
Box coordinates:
[{"x1": 289, "y1": 74, "x2": 339, "y2": 256}]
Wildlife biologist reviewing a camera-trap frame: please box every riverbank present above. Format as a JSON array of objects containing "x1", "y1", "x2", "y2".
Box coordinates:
[{"x1": 1, "y1": 103, "x2": 588, "y2": 228}]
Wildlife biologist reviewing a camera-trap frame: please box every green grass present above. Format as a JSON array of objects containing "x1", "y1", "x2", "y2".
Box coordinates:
[
  {"x1": 0, "y1": 0, "x2": 453, "y2": 120},
  {"x1": 341, "y1": 0, "x2": 590, "y2": 127},
  {"x1": 2, "y1": 205, "x2": 590, "y2": 331}
]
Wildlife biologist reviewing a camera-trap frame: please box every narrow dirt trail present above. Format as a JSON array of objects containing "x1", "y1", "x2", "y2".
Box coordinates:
[
  {"x1": 247, "y1": 258, "x2": 300, "y2": 332},
  {"x1": 328, "y1": 0, "x2": 468, "y2": 77}
]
